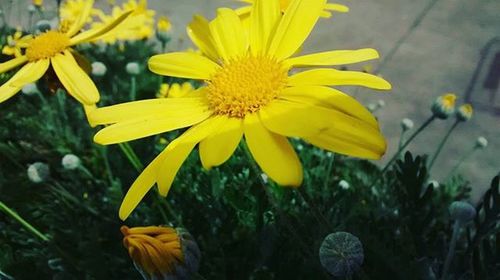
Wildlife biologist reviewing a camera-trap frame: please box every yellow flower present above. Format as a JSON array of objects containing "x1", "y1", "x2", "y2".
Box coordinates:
[
  {"x1": 92, "y1": 0, "x2": 155, "y2": 43},
  {"x1": 2, "y1": 31, "x2": 32, "y2": 58},
  {"x1": 157, "y1": 82, "x2": 195, "y2": 98},
  {"x1": 33, "y1": 0, "x2": 43, "y2": 7},
  {"x1": 431, "y1": 93, "x2": 456, "y2": 119},
  {"x1": 121, "y1": 225, "x2": 200, "y2": 279},
  {"x1": 157, "y1": 16, "x2": 172, "y2": 32},
  {"x1": 236, "y1": 0, "x2": 349, "y2": 19},
  {"x1": 456, "y1": 104, "x2": 473, "y2": 122},
  {"x1": 0, "y1": 1, "x2": 132, "y2": 105},
  {"x1": 90, "y1": 0, "x2": 391, "y2": 220}
]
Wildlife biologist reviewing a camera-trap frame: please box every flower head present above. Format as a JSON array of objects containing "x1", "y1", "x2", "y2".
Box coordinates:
[
  {"x1": 91, "y1": 0, "x2": 155, "y2": 44},
  {"x1": 61, "y1": 154, "x2": 81, "y2": 170},
  {"x1": 90, "y1": 0, "x2": 391, "y2": 220},
  {"x1": 157, "y1": 16, "x2": 172, "y2": 32},
  {"x1": 401, "y1": 118, "x2": 414, "y2": 131},
  {"x1": 157, "y1": 82, "x2": 195, "y2": 98},
  {"x1": 456, "y1": 104, "x2": 473, "y2": 122},
  {"x1": 121, "y1": 226, "x2": 200, "y2": 280},
  {"x1": 33, "y1": 0, "x2": 43, "y2": 7},
  {"x1": 319, "y1": 232, "x2": 364, "y2": 277},
  {"x1": 0, "y1": 1, "x2": 132, "y2": 106},
  {"x1": 431, "y1": 93, "x2": 456, "y2": 119},
  {"x1": 475, "y1": 136, "x2": 488, "y2": 149},
  {"x1": 27, "y1": 162, "x2": 50, "y2": 183}
]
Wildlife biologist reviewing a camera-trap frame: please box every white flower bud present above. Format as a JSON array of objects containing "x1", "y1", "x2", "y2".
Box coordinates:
[
  {"x1": 125, "y1": 62, "x2": 140, "y2": 75},
  {"x1": 21, "y1": 83, "x2": 39, "y2": 95},
  {"x1": 377, "y1": 99, "x2": 386, "y2": 108},
  {"x1": 367, "y1": 103, "x2": 377, "y2": 112},
  {"x1": 260, "y1": 173, "x2": 269, "y2": 184},
  {"x1": 401, "y1": 118, "x2": 414, "y2": 131},
  {"x1": 449, "y1": 201, "x2": 476, "y2": 224},
  {"x1": 428, "y1": 180, "x2": 439, "y2": 189},
  {"x1": 91, "y1": 61, "x2": 107, "y2": 77},
  {"x1": 61, "y1": 154, "x2": 81, "y2": 170},
  {"x1": 35, "y1": 20, "x2": 52, "y2": 33},
  {"x1": 475, "y1": 137, "x2": 488, "y2": 149},
  {"x1": 338, "y1": 180, "x2": 350, "y2": 190},
  {"x1": 27, "y1": 162, "x2": 50, "y2": 183},
  {"x1": 28, "y1": 5, "x2": 36, "y2": 13}
]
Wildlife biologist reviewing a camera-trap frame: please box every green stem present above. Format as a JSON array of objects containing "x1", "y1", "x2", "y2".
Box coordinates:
[
  {"x1": 441, "y1": 221, "x2": 461, "y2": 280},
  {"x1": 118, "y1": 142, "x2": 143, "y2": 171},
  {"x1": 398, "y1": 129, "x2": 406, "y2": 150},
  {"x1": 323, "y1": 152, "x2": 335, "y2": 190},
  {"x1": 0, "y1": 201, "x2": 49, "y2": 242},
  {"x1": 130, "y1": 76, "x2": 137, "y2": 101},
  {"x1": 382, "y1": 115, "x2": 436, "y2": 173},
  {"x1": 98, "y1": 146, "x2": 115, "y2": 186},
  {"x1": 428, "y1": 121, "x2": 460, "y2": 171},
  {"x1": 445, "y1": 147, "x2": 476, "y2": 181}
]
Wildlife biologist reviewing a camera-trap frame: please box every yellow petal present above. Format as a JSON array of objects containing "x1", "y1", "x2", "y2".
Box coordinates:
[
  {"x1": 88, "y1": 90, "x2": 209, "y2": 125},
  {"x1": 260, "y1": 99, "x2": 385, "y2": 156},
  {"x1": 119, "y1": 148, "x2": 170, "y2": 220},
  {"x1": 285, "y1": 48, "x2": 379, "y2": 67},
  {"x1": 70, "y1": 10, "x2": 133, "y2": 45},
  {"x1": 156, "y1": 116, "x2": 225, "y2": 195},
  {"x1": 187, "y1": 15, "x2": 219, "y2": 61},
  {"x1": 199, "y1": 117, "x2": 243, "y2": 169},
  {"x1": 65, "y1": 0, "x2": 94, "y2": 37},
  {"x1": 249, "y1": 0, "x2": 280, "y2": 55},
  {"x1": 209, "y1": 8, "x2": 248, "y2": 61},
  {"x1": 51, "y1": 50, "x2": 99, "y2": 105},
  {"x1": 288, "y1": 68, "x2": 392, "y2": 90},
  {"x1": 281, "y1": 86, "x2": 378, "y2": 127},
  {"x1": 0, "y1": 56, "x2": 28, "y2": 74},
  {"x1": 325, "y1": 3, "x2": 349, "y2": 12},
  {"x1": 267, "y1": 0, "x2": 326, "y2": 60},
  {"x1": 149, "y1": 52, "x2": 220, "y2": 80},
  {"x1": 93, "y1": 106, "x2": 212, "y2": 145},
  {"x1": 306, "y1": 131, "x2": 384, "y2": 160},
  {"x1": 244, "y1": 113, "x2": 303, "y2": 187},
  {"x1": 0, "y1": 60, "x2": 49, "y2": 103}
]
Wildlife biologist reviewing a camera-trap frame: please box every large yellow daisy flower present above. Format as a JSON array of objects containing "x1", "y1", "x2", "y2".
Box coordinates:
[
  {"x1": 90, "y1": 0, "x2": 391, "y2": 220},
  {"x1": 0, "y1": 1, "x2": 131, "y2": 105}
]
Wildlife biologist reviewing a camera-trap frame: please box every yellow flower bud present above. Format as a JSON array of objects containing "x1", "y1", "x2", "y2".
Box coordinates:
[
  {"x1": 431, "y1": 93, "x2": 457, "y2": 119},
  {"x1": 157, "y1": 16, "x2": 172, "y2": 32},
  {"x1": 33, "y1": 0, "x2": 43, "y2": 7},
  {"x1": 456, "y1": 104, "x2": 473, "y2": 122},
  {"x1": 121, "y1": 226, "x2": 200, "y2": 279}
]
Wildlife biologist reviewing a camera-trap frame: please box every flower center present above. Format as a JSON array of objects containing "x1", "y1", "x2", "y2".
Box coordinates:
[
  {"x1": 207, "y1": 55, "x2": 288, "y2": 118},
  {"x1": 25, "y1": 31, "x2": 70, "y2": 61}
]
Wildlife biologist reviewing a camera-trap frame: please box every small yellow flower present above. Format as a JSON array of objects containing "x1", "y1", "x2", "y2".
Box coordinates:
[
  {"x1": 0, "y1": 1, "x2": 132, "y2": 105},
  {"x1": 157, "y1": 82, "x2": 194, "y2": 98},
  {"x1": 432, "y1": 93, "x2": 457, "y2": 119},
  {"x1": 33, "y1": 0, "x2": 43, "y2": 7},
  {"x1": 2, "y1": 31, "x2": 32, "y2": 58},
  {"x1": 157, "y1": 16, "x2": 172, "y2": 32},
  {"x1": 90, "y1": 0, "x2": 391, "y2": 220},
  {"x1": 456, "y1": 104, "x2": 473, "y2": 122},
  {"x1": 121, "y1": 226, "x2": 200, "y2": 279},
  {"x1": 92, "y1": 0, "x2": 155, "y2": 43}
]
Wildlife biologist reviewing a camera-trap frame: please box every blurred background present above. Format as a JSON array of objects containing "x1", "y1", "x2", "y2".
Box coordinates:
[{"x1": 3, "y1": 0, "x2": 499, "y2": 199}]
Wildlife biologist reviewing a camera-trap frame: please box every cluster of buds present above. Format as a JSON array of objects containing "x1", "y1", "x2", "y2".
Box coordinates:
[{"x1": 431, "y1": 93, "x2": 473, "y2": 122}]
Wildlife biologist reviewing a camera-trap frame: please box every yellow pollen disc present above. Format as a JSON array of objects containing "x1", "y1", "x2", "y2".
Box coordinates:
[
  {"x1": 26, "y1": 31, "x2": 70, "y2": 61},
  {"x1": 207, "y1": 55, "x2": 288, "y2": 118}
]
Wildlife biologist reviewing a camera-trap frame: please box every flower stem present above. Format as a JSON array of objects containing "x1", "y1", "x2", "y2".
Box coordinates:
[
  {"x1": 118, "y1": 143, "x2": 144, "y2": 171},
  {"x1": 398, "y1": 129, "x2": 406, "y2": 150},
  {"x1": 445, "y1": 147, "x2": 476, "y2": 181},
  {"x1": 130, "y1": 76, "x2": 137, "y2": 101},
  {"x1": 382, "y1": 115, "x2": 436, "y2": 173},
  {"x1": 428, "y1": 121, "x2": 460, "y2": 171},
  {"x1": 0, "y1": 201, "x2": 50, "y2": 242},
  {"x1": 441, "y1": 220, "x2": 461, "y2": 280}
]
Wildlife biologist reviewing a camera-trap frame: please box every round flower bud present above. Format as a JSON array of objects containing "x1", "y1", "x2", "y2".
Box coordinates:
[
  {"x1": 35, "y1": 20, "x2": 52, "y2": 33},
  {"x1": 367, "y1": 103, "x2": 377, "y2": 112},
  {"x1": 61, "y1": 154, "x2": 81, "y2": 170},
  {"x1": 401, "y1": 118, "x2": 414, "y2": 131},
  {"x1": 456, "y1": 104, "x2": 473, "y2": 122},
  {"x1": 377, "y1": 99, "x2": 386, "y2": 108},
  {"x1": 125, "y1": 62, "x2": 140, "y2": 75},
  {"x1": 21, "y1": 83, "x2": 40, "y2": 96},
  {"x1": 91, "y1": 61, "x2": 107, "y2": 77},
  {"x1": 338, "y1": 180, "x2": 350, "y2": 190},
  {"x1": 319, "y1": 232, "x2": 364, "y2": 277},
  {"x1": 121, "y1": 226, "x2": 200, "y2": 280},
  {"x1": 431, "y1": 93, "x2": 457, "y2": 119},
  {"x1": 27, "y1": 162, "x2": 50, "y2": 183},
  {"x1": 449, "y1": 201, "x2": 476, "y2": 224},
  {"x1": 28, "y1": 5, "x2": 37, "y2": 13},
  {"x1": 475, "y1": 137, "x2": 488, "y2": 149},
  {"x1": 428, "y1": 180, "x2": 439, "y2": 189}
]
